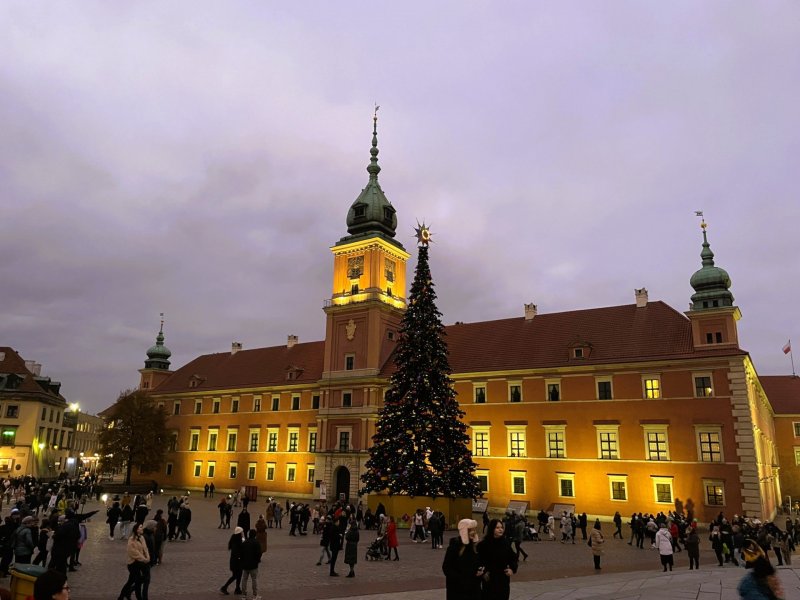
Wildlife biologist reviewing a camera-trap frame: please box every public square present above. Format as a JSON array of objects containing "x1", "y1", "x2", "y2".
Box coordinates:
[{"x1": 22, "y1": 491, "x2": 800, "y2": 600}]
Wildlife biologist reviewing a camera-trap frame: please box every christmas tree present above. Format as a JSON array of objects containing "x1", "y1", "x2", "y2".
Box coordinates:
[{"x1": 361, "y1": 224, "x2": 481, "y2": 499}]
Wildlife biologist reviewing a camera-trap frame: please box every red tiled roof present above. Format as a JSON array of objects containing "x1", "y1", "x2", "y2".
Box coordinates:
[
  {"x1": 0, "y1": 346, "x2": 65, "y2": 401},
  {"x1": 153, "y1": 302, "x2": 747, "y2": 395},
  {"x1": 761, "y1": 375, "x2": 800, "y2": 414},
  {"x1": 153, "y1": 341, "x2": 325, "y2": 394},
  {"x1": 0, "y1": 346, "x2": 31, "y2": 374}
]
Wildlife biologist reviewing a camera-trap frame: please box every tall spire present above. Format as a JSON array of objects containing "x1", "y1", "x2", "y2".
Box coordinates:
[
  {"x1": 145, "y1": 313, "x2": 171, "y2": 370},
  {"x1": 689, "y1": 216, "x2": 734, "y2": 311},
  {"x1": 367, "y1": 104, "x2": 381, "y2": 180}
]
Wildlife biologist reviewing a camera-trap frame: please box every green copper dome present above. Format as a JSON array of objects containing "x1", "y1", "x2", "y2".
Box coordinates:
[
  {"x1": 690, "y1": 228, "x2": 734, "y2": 310},
  {"x1": 341, "y1": 113, "x2": 402, "y2": 248},
  {"x1": 145, "y1": 326, "x2": 171, "y2": 370}
]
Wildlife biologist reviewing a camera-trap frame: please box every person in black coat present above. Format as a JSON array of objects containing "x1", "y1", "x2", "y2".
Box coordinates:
[
  {"x1": 477, "y1": 519, "x2": 518, "y2": 600},
  {"x1": 220, "y1": 528, "x2": 244, "y2": 595},
  {"x1": 343, "y1": 518, "x2": 359, "y2": 577},
  {"x1": 442, "y1": 519, "x2": 483, "y2": 600},
  {"x1": 237, "y1": 508, "x2": 251, "y2": 533},
  {"x1": 328, "y1": 521, "x2": 344, "y2": 577},
  {"x1": 240, "y1": 529, "x2": 261, "y2": 598},
  {"x1": 107, "y1": 502, "x2": 122, "y2": 540},
  {"x1": 177, "y1": 502, "x2": 192, "y2": 541}
]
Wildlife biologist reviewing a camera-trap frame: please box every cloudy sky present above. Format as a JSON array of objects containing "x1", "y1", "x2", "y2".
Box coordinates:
[{"x1": 1, "y1": 2, "x2": 798, "y2": 414}]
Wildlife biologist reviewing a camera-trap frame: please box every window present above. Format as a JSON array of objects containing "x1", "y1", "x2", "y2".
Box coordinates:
[
  {"x1": 573, "y1": 348, "x2": 583, "y2": 358},
  {"x1": 308, "y1": 430, "x2": 317, "y2": 453},
  {"x1": 694, "y1": 375, "x2": 713, "y2": 398},
  {"x1": 545, "y1": 427, "x2": 566, "y2": 459},
  {"x1": 474, "y1": 385, "x2": 486, "y2": 404},
  {"x1": 266, "y1": 463, "x2": 275, "y2": 481},
  {"x1": 288, "y1": 430, "x2": 299, "y2": 452},
  {"x1": 697, "y1": 428, "x2": 723, "y2": 462},
  {"x1": 271, "y1": 396, "x2": 280, "y2": 411},
  {"x1": 345, "y1": 355, "x2": 355, "y2": 370},
  {"x1": 546, "y1": 381, "x2": 560, "y2": 402},
  {"x1": 207, "y1": 462, "x2": 216, "y2": 478},
  {"x1": 597, "y1": 379, "x2": 613, "y2": 400},
  {"x1": 609, "y1": 476, "x2": 627, "y2": 501},
  {"x1": 189, "y1": 431, "x2": 200, "y2": 452},
  {"x1": 253, "y1": 396, "x2": 261, "y2": 412},
  {"x1": 165, "y1": 463, "x2": 173, "y2": 476},
  {"x1": 509, "y1": 384, "x2": 522, "y2": 403},
  {"x1": 291, "y1": 396, "x2": 300, "y2": 411},
  {"x1": 643, "y1": 426, "x2": 669, "y2": 461},
  {"x1": 5, "y1": 405, "x2": 18, "y2": 419},
  {"x1": 49, "y1": 409, "x2": 53, "y2": 422},
  {"x1": 507, "y1": 428, "x2": 526, "y2": 457},
  {"x1": 168, "y1": 434, "x2": 178, "y2": 452},
  {"x1": 208, "y1": 431, "x2": 218, "y2": 452},
  {"x1": 312, "y1": 395, "x2": 320, "y2": 409},
  {"x1": 511, "y1": 472, "x2": 526, "y2": 495},
  {"x1": 249, "y1": 431, "x2": 259, "y2": 452},
  {"x1": 247, "y1": 463, "x2": 257, "y2": 480},
  {"x1": 41, "y1": 407, "x2": 47, "y2": 420},
  {"x1": 643, "y1": 377, "x2": 661, "y2": 399},
  {"x1": 194, "y1": 400, "x2": 202, "y2": 415},
  {"x1": 213, "y1": 399, "x2": 220, "y2": 414},
  {"x1": 342, "y1": 391, "x2": 352, "y2": 407},
  {"x1": 653, "y1": 477, "x2": 673, "y2": 503},
  {"x1": 193, "y1": 461, "x2": 201, "y2": 477},
  {"x1": 227, "y1": 432, "x2": 237, "y2": 452},
  {"x1": 229, "y1": 463, "x2": 238, "y2": 479},
  {"x1": 704, "y1": 480, "x2": 725, "y2": 506},
  {"x1": 795, "y1": 447, "x2": 800, "y2": 466},
  {"x1": 287, "y1": 464, "x2": 296, "y2": 482},
  {"x1": 231, "y1": 398, "x2": 239, "y2": 413},
  {"x1": 473, "y1": 429, "x2": 490, "y2": 457},
  {"x1": 339, "y1": 431, "x2": 350, "y2": 452},
  {"x1": 0, "y1": 428, "x2": 16, "y2": 446},
  {"x1": 173, "y1": 402, "x2": 181, "y2": 415},
  {"x1": 596, "y1": 426, "x2": 619, "y2": 459},
  {"x1": 476, "y1": 470, "x2": 489, "y2": 493},
  {"x1": 267, "y1": 430, "x2": 278, "y2": 452},
  {"x1": 794, "y1": 423, "x2": 800, "y2": 437},
  {"x1": 558, "y1": 473, "x2": 575, "y2": 497},
  {"x1": 307, "y1": 465, "x2": 315, "y2": 483}
]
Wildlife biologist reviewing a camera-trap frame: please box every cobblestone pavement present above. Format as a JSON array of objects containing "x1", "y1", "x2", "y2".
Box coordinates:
[{"x1": 10, "y1": 492, "x2": 798, "y2": 599}]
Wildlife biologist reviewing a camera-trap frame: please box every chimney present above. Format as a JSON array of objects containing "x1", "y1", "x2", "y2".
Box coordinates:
[
  {"x1": 635, "y1": 288, "x2": 648, "y2": 308},
  {"x1": 24, "y1": 360, "x2": 42, "y2": 375},
  {"x1": 287, "y1": 335, "x2": 298, "y2": 348},
  {"x1": 524, "y1": 303, "x2": 538, "y2": 320},
  {"x1": 33, "y1": 362, "x2": 42, "y2": 376},
  {"x1": 231, "y1": 342, "x2": 242, "y2": 355}
]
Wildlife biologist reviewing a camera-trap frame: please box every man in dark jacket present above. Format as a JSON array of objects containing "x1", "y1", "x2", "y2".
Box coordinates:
[
  {"x1": 240, "y1": 529, "x2": 261, "y2": 598},
  {"x1": 328, "y1": 521, "x2": 344, "y2": 576},
  {"x1": 178, "y1": 501, "x2": 192, "y2": 541}
]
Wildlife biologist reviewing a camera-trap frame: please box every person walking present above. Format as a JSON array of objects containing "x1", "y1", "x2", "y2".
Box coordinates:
[
  {"x1": 107, "y1": 502, "x2": 121, "y2": 540},
  {"x1": 386, "y1": 516, "x2": 399, "y2": 561},
  {"x1": 655, "y1": 522, "x2": 674, "y2": 572},
  {"x1": 344, "y1": 517, "x2": 360, "y2": 577},
  {"x1": 328, "y1": 519, "x2": 344, "y2": 576},
  {"x1": 255, "y1": 514, "x2": 268, "y2": 554},
  {"x1": 477, "y1": 519, "x2": 518, "y2": 600},
  {"x1": 240, "y1": 529, "x2": 261, "y2": 599},
  {"x1": 737, "y1": 555, "x2": 784, "y2": 600},
  {"x1": 442, "y1": 519, "x2": 483, "y2": 600},
  {"x1": 589, "y1": 519, "x2": 605, "y2": 570},
  {"x1": 613, "y1": 512, "x2": 623, "y2": 539},
  {"x1": 220, "y1": 527, "x2": 244, "y2": 595},
  {"x1": 685, "y1": 527, "x2": 700, "y2": 570},
  {"x1": 316, "y1": 516, "x2": 331, "y2": 565},
  {"x1": 117, "y1": 522, "x2": 149, "y2": 600},
  {"x1": 512, "y1": 515, "x2": 528, "y2": 561}
]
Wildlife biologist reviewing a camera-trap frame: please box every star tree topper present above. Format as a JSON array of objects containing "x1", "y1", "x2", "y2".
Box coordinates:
[{"x1": 414, "y1": 221, "x2": 432, "y2": 246}]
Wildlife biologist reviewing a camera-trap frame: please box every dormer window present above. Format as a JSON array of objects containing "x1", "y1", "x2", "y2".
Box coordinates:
[
  {"x1": 573, "y1": 348, "x2": 583, "y2": 359},
  {"x1": 286, "y1": 366, "x2": 304, "y2": 381},
  {"x1": 354, "y1": 205, "x2": 366, "y2": 218},
  {"x1": 188, "y1": 374, "x2": 205, "y2": 389},
  {"x1": 569, "y1": 340, "x2": 592, "y2": 360},
  {"x1": 383, "y1": 207, "x2": 394, "y2": 223}
]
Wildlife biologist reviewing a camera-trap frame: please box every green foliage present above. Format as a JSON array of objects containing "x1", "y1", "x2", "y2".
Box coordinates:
[
  {"x1": 361, "y1": 245, "x2": 481, "y2": 499},
  {"x1": 99, "y1": 389, "x2": 170, "y2": 485}
]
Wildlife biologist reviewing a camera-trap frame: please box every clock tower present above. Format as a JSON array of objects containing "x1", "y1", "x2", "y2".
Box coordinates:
[{"x1": 316, "y1": 111, "x2": 409, "y2": 502}]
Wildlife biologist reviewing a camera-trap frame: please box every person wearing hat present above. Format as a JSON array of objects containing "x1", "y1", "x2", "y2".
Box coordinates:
[
  {"x1": 14, "y1": 515, "x2": 37, "y2": 564},
  {"x1": 442, "y1": 518, "x2": 482, "y2": 600},
  {"x1": 33, "y1": 568, "x2": 69, "y2": 600},
  {"x1": 220, "y1": 527, "x2": 244, "y2": 595}
]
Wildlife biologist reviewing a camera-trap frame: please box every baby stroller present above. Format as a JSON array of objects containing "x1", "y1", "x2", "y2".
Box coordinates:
[{"x1": 365, "y1": 535, "x2": 385, "y2": 560}]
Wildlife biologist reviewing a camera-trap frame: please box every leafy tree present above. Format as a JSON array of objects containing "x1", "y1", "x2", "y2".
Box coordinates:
[
  {"x1": 361, "y1": 238, "x2": 481, "y2": 498},
  {"x1": 99, "y1": 389, "x2": 170, "y2": 485}
]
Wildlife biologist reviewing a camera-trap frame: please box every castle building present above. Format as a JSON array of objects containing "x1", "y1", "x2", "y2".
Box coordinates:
[
  {"x1": 137, "y1": 119, "x2": 781, "y2": 521},
  {"x1": 762, "y1": 375, "x2": 800, "y2": 510}
]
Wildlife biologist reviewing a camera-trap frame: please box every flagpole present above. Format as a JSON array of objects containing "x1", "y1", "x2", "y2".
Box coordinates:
[{"x1": 792, "y1": 341, "x2": 797, "y2": 377}]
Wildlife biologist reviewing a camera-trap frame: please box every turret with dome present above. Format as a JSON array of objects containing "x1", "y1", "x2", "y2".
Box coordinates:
[{"x1": 689, "y1": 220, "x2": 734, "y2": 311}]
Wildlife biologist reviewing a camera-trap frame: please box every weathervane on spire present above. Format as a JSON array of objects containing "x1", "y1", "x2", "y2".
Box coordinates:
[
  {"x1": 695, "y1": 210, "x2": 707, "y2": 230},
  {"x1": 159, "y1": 312, "x2": 165, "y2": 333},
  {"x1": 374, "y1": 103, "x2": 380, "y2": 120},
  {"x1": 414, "y1": 221, "x2": 432, "y2": 246}
]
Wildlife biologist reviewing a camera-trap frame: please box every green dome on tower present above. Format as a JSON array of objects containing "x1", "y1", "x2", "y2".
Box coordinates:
[
  {"x1": 340, "y1": 109, "x2": 403, "y2": 250},
  {"x1": 144, "y1": 320, "x2": 171, "y2": 370},
  {"x1": 690, "y1": 224, "x2": 734, "y2": 310}
]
